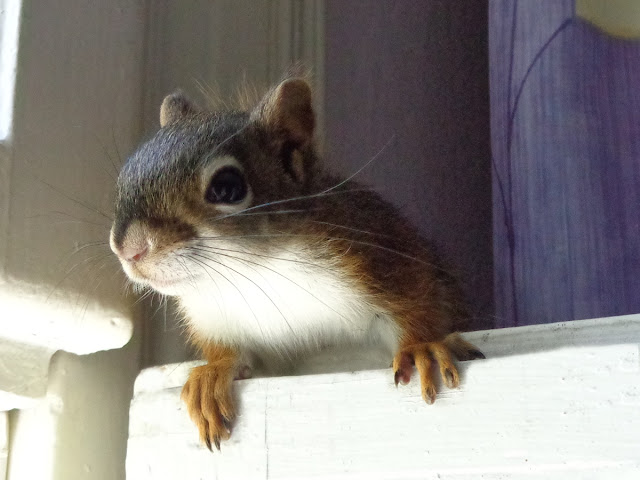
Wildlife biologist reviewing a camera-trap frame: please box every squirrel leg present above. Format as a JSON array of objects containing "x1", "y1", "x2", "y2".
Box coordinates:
[
  {"x1": 392, "y1": 332, "x2": 484, "y2": 404},
  {"x1": 181, "y1": 343, "x2": 238, "y2": 451}
]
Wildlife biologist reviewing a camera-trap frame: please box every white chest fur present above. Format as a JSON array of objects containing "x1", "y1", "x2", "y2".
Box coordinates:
[{"x1": 177, "y1": 245, "x2": 398, "y2": 359}]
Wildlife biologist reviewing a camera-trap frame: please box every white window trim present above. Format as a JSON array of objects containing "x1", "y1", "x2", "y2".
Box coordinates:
[
  {"x1": 2, "y1": 1, "x2": 145, "y2": 479},
  {"x1": 0, "y1": 0, "x2": 141, "y2": 412},
  {"x1": 127, "y1": 314, "x2": 640, "y2": 479},
  {"x1": 0, "y1": 413, "x2": 7, "y2": 480}
]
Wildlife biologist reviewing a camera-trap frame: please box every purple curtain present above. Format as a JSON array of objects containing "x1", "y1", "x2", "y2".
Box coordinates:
[{"x1": 491, "y1": 0, "x2": 640, "y2": 327}]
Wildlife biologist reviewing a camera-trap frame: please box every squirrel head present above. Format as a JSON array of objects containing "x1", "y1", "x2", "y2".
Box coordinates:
[{"x1": 109, "y1": 77, "x2": 319, "y2": 293}]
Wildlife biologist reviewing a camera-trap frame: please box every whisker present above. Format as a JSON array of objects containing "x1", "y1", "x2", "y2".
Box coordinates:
[
  {"x1": 110, "y1": 126, "x2": 125, "y2": 171},
  {"x1": 193, "y1": 122, "x2": 251, "y2": 176},
  {"x1": 93, "y1": 133, "x2": 119, "y2": 182},
  {"x1": 63, "y1": 241, "x2": 111, "y2": 267},
  {"x1": 304, "y1": 219, "x2": 397, "y2": 240},
  {"x1": 75, "y1": 255, "x2": 118, "y2": 320},
  {"x1": 46, "y1": 250, "x2": 115, "y2": 302},
  {"x1": 175, "y1": 254, "x2": 221, "y2": 321},
  {"x1": 132, "y1": 287, "x2": 155, "y2": 307},
  {"x1": 149, "y1": 291, "x2": 175, "y2": 333},
  {"x1": 211, "y1": 135, "x2": 395, "y2": 222},
  {"x1": 190, "y1": 243, "x2": 334, "y2": 272},
  {"x1": 33, "y1": 175, "x2": 114, "y2": 222},
  {"x1": 187, "y1": 246, "x2": 356, "y2": 328},
  {"x1": 57, "y1": 242, "x2": 115, "y2": 276},
  {"x1": 320, "y1": 134, "x2": 396, "y2": 194},
  {"x1": 193, "y1": 249, "x2": 290, "y2": 317},
  {"x1": 176, "y1": 254, "x2": 226, "y2": 322},
  {"x1": 187, "y1": 251, "x2": 296, "y2": 338},
  {"x1": 196, "y1": 233, "x2": 444, "y2": 271},
  {"x1": 230, "y1": 209, "x2": 309, "y2": 217},
  {"x1": 27, "y1": 211, "x2": 111, "y2": 229},
  {"x1": 212, "y1": 188, "x2": 370, "y2": 222},
  {"x1": 185, "y1": 253, "x2": 268, "y2": 341},
  {"x1": 304, "y1": 219, "x2": 437, "y2": 256}
]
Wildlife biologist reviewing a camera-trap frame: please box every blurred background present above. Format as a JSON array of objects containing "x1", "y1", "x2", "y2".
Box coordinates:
[{"x1": 2, "y1": 1, "x2": 640, "y2": 478}]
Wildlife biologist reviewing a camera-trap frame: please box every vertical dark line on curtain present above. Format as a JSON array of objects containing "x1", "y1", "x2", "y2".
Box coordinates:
[
  {"x1": 508, "y1": 18, "x2": 574, "y2": 130},
  {"x1": 505, "y1": 0, "x2": 520, "y2": 325}
]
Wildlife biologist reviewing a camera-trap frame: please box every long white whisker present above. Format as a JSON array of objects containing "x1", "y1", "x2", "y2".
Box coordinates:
[
  {"x1": 212, "y1": 188, "x2": 370, "y2": 222},
  {"x1": 175, "y1": 253, "x2": 225, "y2": 322},
  {"x1": 187, "y1": 251, "x2": 296, "y2": 338},
  {"x1": 187, "y1": 246, "x2": 358, "y2": 329},
  {"x1": 191, "y1": 243, "x2": 333, "y2": 271},
  {"x1": 321, "y1": 134, "x2": 396, "y2": 194},
  {"x1": 196, "y1": 233, "x2": 444, "y2": 271},
  {"x1": 187, "y1": 253, "x2": 270, "y2": 344}
]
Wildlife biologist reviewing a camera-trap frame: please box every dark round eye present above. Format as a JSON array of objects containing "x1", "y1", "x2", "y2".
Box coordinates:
[{"x1": 205, "y1": 167, "x2": 247, "y2": 204}]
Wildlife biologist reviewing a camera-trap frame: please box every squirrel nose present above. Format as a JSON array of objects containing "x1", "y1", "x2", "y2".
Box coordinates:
[
  {"x1": 110, "y1": 223, "x2": 151, "y2": 263},
  {"x1": 120, "y1": 243, "x2": 149, "y2": 263}
]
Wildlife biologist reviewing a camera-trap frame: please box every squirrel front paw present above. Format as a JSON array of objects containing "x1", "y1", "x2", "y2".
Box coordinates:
[
  {"x1": 181, "y1": 362, "x2": 237, "y2": 451},
  {"x1": 393, "y1": 333, "x2": 484, "y2": 404}
]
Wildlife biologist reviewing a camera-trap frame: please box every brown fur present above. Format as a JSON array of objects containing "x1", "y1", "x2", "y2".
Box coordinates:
[
  {"x1": 111, "y1": 74, "x2": 483, "y2": 451},
  {"x1": 160, "y1": 91, "x2": 200, "y2": 127},
  {"x1": 181, "y1": 341, "x2": 237, "y2": 450}
]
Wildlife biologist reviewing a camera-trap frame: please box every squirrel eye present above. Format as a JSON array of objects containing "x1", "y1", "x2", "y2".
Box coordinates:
[{"x1": 205, "y1": 167, "x2": 247, "y2": 204}]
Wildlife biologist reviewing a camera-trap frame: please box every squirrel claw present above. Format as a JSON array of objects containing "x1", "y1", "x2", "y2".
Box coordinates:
[
  {"x1": 469, "y1": 349, "x2": 485, "y2": 359},
  {"x1": 392, "y1": 352, "x2": 413, "y2": 387},
  {"x1": 222, "y1": 416, "x2": 233, "y2": 433},
  {"x1": 393, "y1": 333, "x2": 481, "y2": 403},
  {"x1": 181, "y1": 362, "x2": 236, "y2": 452}
]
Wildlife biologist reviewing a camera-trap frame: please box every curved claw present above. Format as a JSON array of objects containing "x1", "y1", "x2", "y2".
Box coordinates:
[
  {"x1": 393, "y1": 335, "x2": 479, "y2": 403},
  {"x1": 181, "y1": 362, "x2": 237, "y2": 452}
]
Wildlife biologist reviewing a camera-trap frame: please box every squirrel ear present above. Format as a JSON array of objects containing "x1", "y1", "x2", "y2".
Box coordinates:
[
  {"x1": 251, "y1": 78, "x2": 315, "y2": 147},
  {"x1": 159, "y1": 91, "x2": 200, "y2": 127}
]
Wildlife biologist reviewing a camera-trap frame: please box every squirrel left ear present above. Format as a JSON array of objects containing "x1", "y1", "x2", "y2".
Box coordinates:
[
  {"x1": 251, "y1": 78, "x2": 315, "y2": 148},
  {"x1": 159, "y1": 91, "x2": 200, "y2": 127}
]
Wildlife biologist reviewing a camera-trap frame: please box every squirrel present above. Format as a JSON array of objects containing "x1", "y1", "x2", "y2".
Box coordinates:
[{"x1": 110, "y1": 75, "x2": 484, "y2": 451}]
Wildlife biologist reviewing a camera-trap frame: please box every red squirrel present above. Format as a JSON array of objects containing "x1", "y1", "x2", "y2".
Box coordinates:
[{"x1": 110, "y1": 76, "x2": 483, "y2": 450}]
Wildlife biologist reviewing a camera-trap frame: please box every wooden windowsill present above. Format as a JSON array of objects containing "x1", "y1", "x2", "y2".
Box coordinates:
[{"x1": 127, "y1": 314, "x2": 640, "y2": 479}]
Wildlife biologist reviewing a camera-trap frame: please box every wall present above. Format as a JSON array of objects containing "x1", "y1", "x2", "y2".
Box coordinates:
[{"x1": 324, "y1": 0, "x2": 494, "y2": 330}]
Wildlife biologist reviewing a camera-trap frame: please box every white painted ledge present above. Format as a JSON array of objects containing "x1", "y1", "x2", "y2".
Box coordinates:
[
  {"x1": 127, "y1": 314, "x2": 640, "y2": 479},
  {"x1": 0, "y1": 412, "x2": 7, "y2": 479},
  {"x1": 0, "y1": 282, "x2": 132, "y2": 410}
]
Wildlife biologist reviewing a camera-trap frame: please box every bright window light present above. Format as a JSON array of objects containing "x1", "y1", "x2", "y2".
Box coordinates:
[{"x1": 0, "y1": 0, "x2": 22, "y2": 142}]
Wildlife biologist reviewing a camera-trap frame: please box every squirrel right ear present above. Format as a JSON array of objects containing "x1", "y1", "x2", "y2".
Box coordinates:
[
  {"x1": 250, "y1": 78, "x2": 315, "y2": 148},
  {"x1": 159, "y1": 91, "x2": 200, "y2": 127}
]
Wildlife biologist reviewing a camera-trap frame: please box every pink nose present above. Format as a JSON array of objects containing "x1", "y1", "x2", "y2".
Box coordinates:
[{"x1": 120, "y1": 243, "x2": 149, "y2": 263}]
